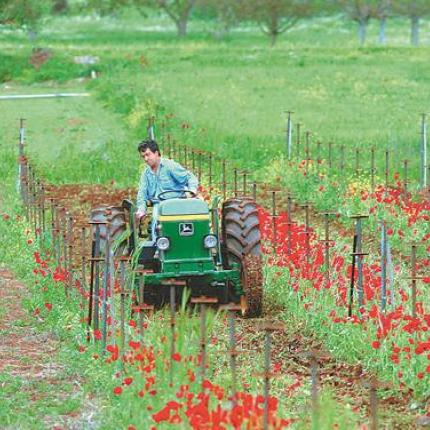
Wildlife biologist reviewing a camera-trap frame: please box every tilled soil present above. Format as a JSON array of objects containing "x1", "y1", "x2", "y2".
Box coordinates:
[{"x1": 41, "y1": 183, "x2": 424, "y2": 428}]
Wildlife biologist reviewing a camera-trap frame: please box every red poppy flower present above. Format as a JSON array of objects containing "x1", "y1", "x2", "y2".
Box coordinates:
[
  {"x1": 113, "y1": 386, "x2": 123, "y2": 395},
  {"x1": 123, "y1": 377, "x2": 133, "y2": 386}
]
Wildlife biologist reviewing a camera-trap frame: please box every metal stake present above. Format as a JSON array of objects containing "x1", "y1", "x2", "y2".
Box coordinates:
[
  {"x1": 411, "y1": 244, "x2": 417, "y2": 318},
  {"x1": 286, "y1": 111, "x2": 293, "y2": 160},
  {"x1": 296, "y1": 123, "x2": 301, "y2": 158},
  {"x1": 420, "y1": 113, "x2": 428, "y2": 190}
]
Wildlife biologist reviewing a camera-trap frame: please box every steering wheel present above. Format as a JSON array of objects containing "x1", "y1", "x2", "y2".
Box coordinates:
[{"x1": 157, "y1": 189, "x2": 197, "y2": 201}]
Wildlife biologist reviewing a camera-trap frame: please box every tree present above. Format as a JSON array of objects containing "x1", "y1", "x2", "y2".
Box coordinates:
[
  {"x1": 197, "y1": 0, "x2": 240, "y2": 37},
  {"x1": 245, "y1": 0, "x2": 313, "y2": 46},
  {"x1": 137, "y1": 0, "x2": 196, "y2": 36},
  {"x1": 374, "y1": 0, "x2": 391, "y2": 44},
  {"x1": 85, "y1": 0, "x2": 131, "y2": 16},
  {"x1": 393, "y1": 0, "x2": 430, "y2": 46},
  {"x1": 0, "y1": 0, "x2": 51, "y2": 42},
  {"x1": 339, "y1": 0, "x2": 377, "y2": 45}
]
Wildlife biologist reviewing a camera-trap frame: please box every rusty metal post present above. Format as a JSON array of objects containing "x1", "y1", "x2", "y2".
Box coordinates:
[
  {"x1": 184, "y1": 145, "x2": 188, "y2": 168},
  {"x1": 296, "y1": 122, "x2": 301, "y2": 158},
  {"x1": 300, "y1": 203, "x2": 311, "y2": 264},
  {"x1": 80, "y1": 227, "x2": 87, "y2": 311},
  {"x1": 286, "y1": 111, "x2": 293, "y2": 160},
  {"x1": 222, "y1": 160, "x2": 227, "y2": 200},
  {"x1": 192, "y1": 149, "x2": 196, "y2": 172},
  {"x1": 411, "y1": 244, "x2": 417, "y2": 318},
  {"x1": 119, "y1": 258, "x2": 127, "y2": 363},
  {"x1": 166, "y1": 134, "x2": 172, "y2": 158},
  {"x1": 198, "y1": 151, "x2": 202, "y2": 183},
  {"x1": 271, "y1": 191, "x2": 278, "y2": 245},
  {"x1": 385, "y1": 149, "x2": 390, "y2": 190},
  {"x1": 49, "y1": 199, "x2": 56, "y2": 259},
  {"x1": 138, "y1": 274, "x2": 145, "y2": 342},
  {"x1": 190, "y1": 297, "x2": 218, "y2": 388},
  {"x1": 169, "y1": 285, "x2": 176, "y2": 385},
  {"x1": 263, "y1": 328, "x2": 271, "y2": 430},
  {"x1": 90, "y1": 223, "x2": 103, "y2": 334},
  {"x1": 305, "y1": 131, "x2": 311, "y2": 175},
  {"x1": 420, "y1": 113, "x2": 428, "y2": 190},
  {"x1": 233, "y1": 168, "x2": 238, "y2": 198},
  {"x1": 310, "y1": 351, "x2": 320, "y2": 430},
  {"x1": 348, "y1": 233, "x2": 358, "y2": 318},
  {"x1": 55, "y1": 205, "x2": 62, "y2": 268},
  {"x1": 380, "y1": 221, "x2": 387, "y2": 312},
  {"x1": 403, "y1": 159, "x2": 409, "y2": 196},
  {"x1": 328, "y1": 142, "x2": 333, "y2": 171},
  {"x1": 355, "y1": 148, "x2": 360, "y2": 176},
  {"x1": 352, "y1": 215, "x2": 368, "y2": 309},
  {"x1": 257, "y1": 322, "x2": 284, "y2": 430},
  {"x1": 40, "y1": 183, "x2": 46, "y2": 237},
  {"x1": 31, "y1": 170, "x2": 37, "y2": 234},
  {"x1": 242, "y1": 171, "x2": 249, "y2": 196},
  {"x1": 67, "y1": 214, "x2": 74, "y2": 293},
  {"x1": 287, "y1": 194, "x2": 293, "y2": 255},
  {"x1": 200, "y1": 303, "x2": 207, "y2": 384},
  {"x1": 252, "y1": 182, "x2": 257, "y2": 202},
  {"x1": 369, "y1": 376, "x2": 379, "y2": 430},
  {"x1": 35, "y1": 180, "x2": 42, "y2": 236},
  {"x1": 228, "y1": 309, "x2": 239, "y2": 403},
  {"x1": 320, "y1": 213, "x2": 335, "y2": 287},
  {"x1": 355, "y1": 217, "x2": 364, "y2": 307},
  {"x1": 61, "y1": 209, "x2": 68, "y2": 274},
  {"x1": 316, "y1": 141, "x2": 322, "y2": 178},
  {"x1": 18, "y1": 118, "x2": 27, "y2": 201},
  {"x1": 340, "y1": 145, "x2": 345, "y2": 174},
  {"x1": 101, "y1": 229, "x2": 111, "y2": 351},
  {"x1": 208, "y1": 153, "x2": 213, "y2": 194}
]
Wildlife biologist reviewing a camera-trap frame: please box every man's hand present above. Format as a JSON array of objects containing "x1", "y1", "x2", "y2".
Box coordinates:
[
  {"x1": 185, "y1": 190, "x2": 198, "y2": 199},
  {"x1": 135, "y1": 208, "x2": 146, "y2": 224}
]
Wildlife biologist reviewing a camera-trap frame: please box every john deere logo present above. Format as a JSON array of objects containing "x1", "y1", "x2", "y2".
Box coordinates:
[{"x1": 179, "y1": 223, "x2": 194, "y2": 236}]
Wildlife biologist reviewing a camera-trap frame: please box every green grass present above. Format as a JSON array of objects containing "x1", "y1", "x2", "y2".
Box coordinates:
[{"x1": 2, "y1": 14, "x2": 430, "y2": 183}]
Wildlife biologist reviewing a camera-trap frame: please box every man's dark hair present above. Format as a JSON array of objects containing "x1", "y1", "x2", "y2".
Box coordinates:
[{"x1": 137, "y1": 139, "x2": 161, "y2": 155}]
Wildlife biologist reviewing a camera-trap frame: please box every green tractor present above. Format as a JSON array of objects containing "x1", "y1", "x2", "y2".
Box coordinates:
[{"x1": 89, "y1": 191, "x2": 263, "y2": 317}]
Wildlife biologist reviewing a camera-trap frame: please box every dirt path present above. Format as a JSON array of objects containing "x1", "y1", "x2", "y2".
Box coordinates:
[{"x1": 0, "y1": 267, "x2": 97, "y2": 430}]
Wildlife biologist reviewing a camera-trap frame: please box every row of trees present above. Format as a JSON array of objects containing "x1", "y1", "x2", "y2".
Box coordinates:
[{"x1": 1, "y1": 0, "x2": 430, "y2": 46}]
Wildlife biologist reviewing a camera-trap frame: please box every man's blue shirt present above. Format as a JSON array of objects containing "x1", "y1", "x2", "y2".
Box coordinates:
[{"x1": 137, "y1": 158, "x2": 199, "y2": 212}]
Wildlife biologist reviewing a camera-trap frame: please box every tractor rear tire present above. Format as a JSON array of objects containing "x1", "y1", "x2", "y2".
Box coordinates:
[
  {"x1": 89, "y1": 206, "x2": 127, "y2": 256},
  {"x1": 222, "y1": 197, "x2": 263, "y2": 317}
]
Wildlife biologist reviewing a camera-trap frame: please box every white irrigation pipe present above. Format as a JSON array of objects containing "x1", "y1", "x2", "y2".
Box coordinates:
[{"x1": 0, "y1": 93, "x2": 90, "y2": 100}]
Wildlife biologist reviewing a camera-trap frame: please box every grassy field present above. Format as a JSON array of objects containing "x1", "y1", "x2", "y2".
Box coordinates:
[{"x1": 1, "y1": 14, "x2": 430, "y2": 182}]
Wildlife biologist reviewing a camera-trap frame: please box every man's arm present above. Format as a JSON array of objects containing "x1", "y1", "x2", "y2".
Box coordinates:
[
  {"x1": 168, "y1": 160, "x2": 199, "y2": 193},
  {"x1": 136, "y1": 170, "x2": 149, "y2": 216}
]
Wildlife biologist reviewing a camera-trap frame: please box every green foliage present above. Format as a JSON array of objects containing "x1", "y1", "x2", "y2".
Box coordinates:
[{"x1": 1, "y1": 0, "x2": 51, "y2": 37}]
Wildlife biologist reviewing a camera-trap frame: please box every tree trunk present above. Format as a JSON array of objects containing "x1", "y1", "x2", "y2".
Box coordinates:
[
  {"x1": 358, "y1": 21, "x2": 367, "y2": 45},
  {"x1": 411, "y1": 16, "x2": 419, "y2": 46},
  {"x1": 270, "y1": 32, "x2": 277, "y2": 47},
  {"x1": 177, "y1": 17, "x2": 188, "y2": 37},
  {"x1": 379, "y1": 17, "x2": 386, "y2": 45}
]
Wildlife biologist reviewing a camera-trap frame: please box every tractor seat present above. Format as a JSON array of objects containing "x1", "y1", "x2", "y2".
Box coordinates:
[{"x1": 158, "y1": 198, "x2": 209, "y2": 216}]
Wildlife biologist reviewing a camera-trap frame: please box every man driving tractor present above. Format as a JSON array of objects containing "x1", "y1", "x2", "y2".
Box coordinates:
[{"x1": 136, "y1": 139, "x2": 199, "y2": 240}]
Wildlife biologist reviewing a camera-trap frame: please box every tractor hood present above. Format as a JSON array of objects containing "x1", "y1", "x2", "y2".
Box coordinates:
[{"x1": 158, "y1": 198, "x2": 209, "y2": 216}]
